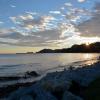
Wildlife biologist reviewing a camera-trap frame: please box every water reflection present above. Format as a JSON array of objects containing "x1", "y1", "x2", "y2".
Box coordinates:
[
  {"x1": 82, "y1": 54, "x2": 97, "y2": 65},
  {"x1": 83, "y1": 54, "x2": 94, "y2": 59},
  {"x1": 0, "y1": 53, "x2": 99, "y2": 87},
  {"x1": 0, "y1": 53, "x2": 99, "y2": 76}
]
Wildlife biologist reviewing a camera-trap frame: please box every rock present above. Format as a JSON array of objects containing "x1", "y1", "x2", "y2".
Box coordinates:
[
  {"x1": 68, "y1": 66, "x2": 75, "y2": 70},
  {"x1": 7, "y1": 87, "x2": 32, "y2": 100},
  {"x1": 26, "y1": 71, "x2": 40, "y2": 77},
  {"x1": 69, "y1": 80, "x2": 86, "y2": 96},
  {"x1": 39, "y1": 72, "x2": 72, "y2": 100},
  {"x1": 20, "y1": 95, "x2": 33, "y2": 100},
  {"x1": 40, "y1": 71, "x2": 72, "y2": 92},
  {"x1": 41, "y1": 79, "x2": 71, "y2": 92},
  {"x1": 62, "y1": 91, "x2": 83, "y2": 100},
  {"x1": 31, "y1": 84, "x2": 57, "y2": 100},
  {"x1": 7, "y1": 62, "x2": 100, "y2": 100},
  {"x1": 35, "y1": 92, "x2": 57, "y2": 100},
  {"x1": 7, "y1": 84, "x2": 57, "y2": 100}
]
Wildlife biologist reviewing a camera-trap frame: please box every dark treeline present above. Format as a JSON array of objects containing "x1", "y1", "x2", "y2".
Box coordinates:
[{"x1": 37, "y1": 42, "x2": 100, "y2": 53}]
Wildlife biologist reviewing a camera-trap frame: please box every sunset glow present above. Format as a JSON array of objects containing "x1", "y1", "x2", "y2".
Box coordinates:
[
  {"x1": 0, "y1": 0, "x2": 99, "y2": 53},
  {"x1": 85, "y1": 42, "x2": 90, "y2": 46},
  {"x1": 0, "y1": 0, "x2": 100, "y2": 99}
]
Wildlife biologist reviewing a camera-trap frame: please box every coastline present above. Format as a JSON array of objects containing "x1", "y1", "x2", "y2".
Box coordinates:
[{"x1": 1, "y1": 60, "x2": 100, "y2": 100}]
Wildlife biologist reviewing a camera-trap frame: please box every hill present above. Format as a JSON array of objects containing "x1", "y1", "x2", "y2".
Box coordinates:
[{"x1": 37, "y1": 42, "x2": 100, "y2": 53}]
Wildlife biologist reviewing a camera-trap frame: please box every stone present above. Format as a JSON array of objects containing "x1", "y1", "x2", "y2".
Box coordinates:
[{"x1": 62, "y1": 91, "x2": 83, "y2": 100}]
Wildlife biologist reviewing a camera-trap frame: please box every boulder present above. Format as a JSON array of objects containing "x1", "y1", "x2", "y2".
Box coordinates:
[
  {"x1": 62, "y1": 91, "x2": 83, "y2": 100},
  {"x1": 25, "y1": 71, "x2": 40, "y2": 77},
  {"x1": 41, "y1": 79, "x2": 71, "y2": 92},
  {"x1": 8, "y1": 84, "x2": 57, "y2": 100},
  {"x1": 20, "y1": 95, "x2": 33, "y2": 100}
]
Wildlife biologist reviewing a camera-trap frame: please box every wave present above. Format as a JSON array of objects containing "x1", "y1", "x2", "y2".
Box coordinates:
[{"x1": 0, "y1": 56, "x2": 98, "y2": 88}]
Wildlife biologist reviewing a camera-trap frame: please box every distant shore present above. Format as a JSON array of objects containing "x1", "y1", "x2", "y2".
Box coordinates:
[
  {"x1": 0, "y1": 42, "x2": 100, "y2": 54},
  {"x1": 37, "y1": 42, "x2": 100, "y2": 53}
]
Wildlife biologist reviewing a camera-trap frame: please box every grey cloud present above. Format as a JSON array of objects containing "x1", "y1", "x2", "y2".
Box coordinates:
[
  {"x1": 0, "y1": 38, "x2": 60, "y2": 47},
  {"x1": 1, "y1": 32, "x2": 23, "y2": 39},
  {"x1": 0, "y1": 28, "x2": 63, "y2": 47},
  {"x1": 4, "y1": 3, "x2": 99, "y2": 48},
  {"x1": 49, "y1": 11, "x2": 61, "y2": 14},
  {"x1": 10, "y1": 14, "x2": 56, "y2": 31},
  {"x1": 77, "y1": 2, "x2": 100, "y2": 37},
  {"x1": 31, "y1": 29, "x2": 61, "y2": 40}
]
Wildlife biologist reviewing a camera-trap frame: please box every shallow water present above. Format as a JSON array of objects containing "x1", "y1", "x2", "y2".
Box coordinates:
[{"x1": 0, "y1": 53, "x2": 99, "y2": 87}]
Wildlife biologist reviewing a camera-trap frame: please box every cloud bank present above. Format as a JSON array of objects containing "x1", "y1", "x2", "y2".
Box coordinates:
[
  {"x1": 78, "y1": 2, "x2": 100, "y2": 37},
  {"x1": 0, "y1": 1, "x2": 100, "y2": 48}
]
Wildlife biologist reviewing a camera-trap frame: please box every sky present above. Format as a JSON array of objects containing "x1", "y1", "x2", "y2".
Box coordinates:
[{"x1": 0, "y1": 0, "x2": 100, "y2": 53}]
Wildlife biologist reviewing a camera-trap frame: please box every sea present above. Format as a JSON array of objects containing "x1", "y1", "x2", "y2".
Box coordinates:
[{"x1": 0, "y1": 53, "x2": 99, "y2": 87}]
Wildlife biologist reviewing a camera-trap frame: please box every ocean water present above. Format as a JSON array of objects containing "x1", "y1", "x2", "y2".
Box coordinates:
[{"x1": 0, "y1": 53, "x2": 99, "y2": 87}]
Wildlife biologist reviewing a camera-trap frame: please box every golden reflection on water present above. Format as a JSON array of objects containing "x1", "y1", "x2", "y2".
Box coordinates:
[
  {"x1": 56, "y1": 53, "x2": 98, "y2": 67},
  {"x1": 83, "y1": 54, "x2": 94, "y2": 59},
  {"x1": 83, "y1": 54, "x2": 97, "y2": 65}
]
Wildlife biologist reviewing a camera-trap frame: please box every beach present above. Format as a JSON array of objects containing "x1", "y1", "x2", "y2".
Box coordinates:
[
  {"x1": 0, "y1": 53, "x2": 98, "y2": 88},
  {"x1": 0, "y1": 0, "x2": 100, "y2": 99},
  {"x1": 0, "y1": 58, "x2": 100, "y2": 100}
]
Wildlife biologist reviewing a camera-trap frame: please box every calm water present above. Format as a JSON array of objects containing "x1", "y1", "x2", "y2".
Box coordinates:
[{"x1": 0, "y1": 53, "x2": 99, "y2": 87}]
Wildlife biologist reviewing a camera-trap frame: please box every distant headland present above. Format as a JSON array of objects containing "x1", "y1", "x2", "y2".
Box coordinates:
[
  {"x1": 16, "y1": 52, "x2": 34, "y2": 54},
  {"x1": 37, "y1": 42, "x2": 100, "y2": 53}
]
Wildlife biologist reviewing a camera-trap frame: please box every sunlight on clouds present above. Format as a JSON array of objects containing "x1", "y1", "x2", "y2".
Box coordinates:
[
  {"x1": 77, "y1": 0, "x2": 86, "y2": 3},
  {"x1": 42, "y1": 16, "x2": 55, "y2": 23},
  {"x1": 80, "y1": 37, "x2": 100, "y2": 44},
  {"x1": 7, "y1": 1, "x2": 100, "y2": 49},
  {"x1": 0, "y1": 0, "x2": 99, "y2": 52},
  {"x1": 0, "y1": 28, "x2": 12, "y2": 35},
  {"x1": 68, "y1": 36, "x2": 100, "y2": 45},
  {"x1": 64, "y1": 3, "x2": 72, "y2": 7},
  {"x1": 10, "y1": 5, "x2": 16, "y2": 8},
  {"x1": 60, "y1": 23, "x2": 79, "y2": 38},
  {"x1": 77, "y1": 2, "x2": 100, "y2": 37},
  {"x1": 19, "y1": 15, "x2": 33, "y2": 20},
  {"x1": 49, "y1": 11, "x2": 61, "y2": 14},
  {"x1": 25, "y1": 25, "x2": 34, "y2": 30},
  {"x1": 0, "y1": 21, "x2": 4, "y2": 24},
  {"x1": 10, "y1": 14, "x2": 34, "y2": 25},
  {"x1": 10, "y1": 14, "x2": 58, "y2": 33},
  {"x1": 0, "y1": 38, "x2": 18, "y2": 43},
  {"x1": 0, "y1": 45, "x2": 41, "y2": 53},
  {"x1": 26, "y1": 12, "x2": 37, "y2": 15}
]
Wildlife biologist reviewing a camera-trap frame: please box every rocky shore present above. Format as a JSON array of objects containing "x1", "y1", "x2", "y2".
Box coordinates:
[{"x1": 1, "y1": 60, "x2": 100, "y2": 100}]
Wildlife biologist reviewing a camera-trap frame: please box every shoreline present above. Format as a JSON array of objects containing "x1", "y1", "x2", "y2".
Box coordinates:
[
  {"x1": 0, "y1": 57, "x2": 97, "y2": 88},
  {"x1": 0, "y1": 60, "x2": 100, "y2": 100}
]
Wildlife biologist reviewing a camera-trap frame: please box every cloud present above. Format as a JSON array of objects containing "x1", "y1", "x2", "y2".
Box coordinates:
[
  {"x1": 60, "y1": 2, "x2": 73, "y2": 12},
  {"x1": 10, "y1": 5, "x2": 16, "y2": 8},
  {"x1": 0, "y1": 21, "x2": 4, "y2": 24},
  {"x1": 10, "y1": 14, "x2": 34, "y2": 23},
  {"x1": 26, "y1": 12, "x2": 37, "y2": 15},
  {"x1": 77, "y1": 0, "x2": 86, "y2": 3},
  {"x1": 10, "y1": 14, "x2": 57, "y2": 31},
  {"x1": 7, "y1": 4, "x2": 90, "y2": 47},
  {"x1": 66, "y1": 35, "x2": 100, "y2": 46},
  {"x1": 0, "y1": 29, "x2": 12, "y2": 35},
  {"x1": 64, "y1": 3, "x2": 72, "y2": 7},
  {"x1": 8, "y1": 13, "x2": 66, "y2": 47},
  {"x1": 60, "y1": 2, "x2": 92, "y2": 24},
  {"x1": 77, "y1": 2, "x2": 100, "y2": 37},
  {"x1": 0, "y1": 22, "x2": 78, "y2": 47},
  {"x1": 59, "y1": 23, "x2": 79, "y2": 38},
  {"x1": 1, "y1": 2, "x2": 99, "y2": 48},
  {"x1": 49, "y1": 11, "x2": 61, "y2": 14},
  {"x1": 0, "y1": 27, "x2": 63, "y2": 47}
]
